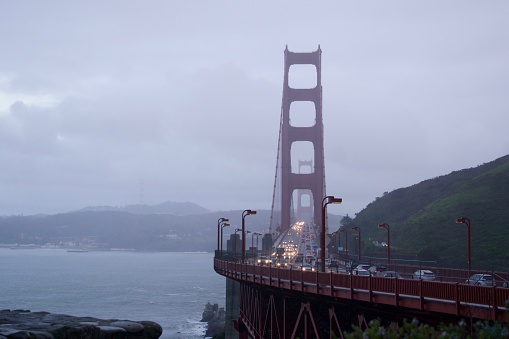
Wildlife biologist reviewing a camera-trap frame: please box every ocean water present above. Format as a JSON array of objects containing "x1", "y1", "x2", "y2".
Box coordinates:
[{"x1": 0, "y1": 249, "x2": 226, "y2": 338}]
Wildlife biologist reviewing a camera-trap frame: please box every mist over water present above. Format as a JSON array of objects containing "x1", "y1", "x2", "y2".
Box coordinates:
[{"x1": 0, "y1": 249, "x2": 225, "y2": 339}]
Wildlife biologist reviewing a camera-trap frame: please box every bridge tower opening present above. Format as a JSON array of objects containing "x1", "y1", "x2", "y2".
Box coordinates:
[
  {"x1": 296, "y1": 160, "x2": 313, "y2": 223},
  {"x1": 280, "y1": 45, "x2": 325, "y2": 233}
]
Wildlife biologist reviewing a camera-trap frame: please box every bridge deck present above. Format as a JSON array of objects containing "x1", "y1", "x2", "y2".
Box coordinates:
[{"x1": 215, "y1": 258, "x2": 509, "y2": 323}]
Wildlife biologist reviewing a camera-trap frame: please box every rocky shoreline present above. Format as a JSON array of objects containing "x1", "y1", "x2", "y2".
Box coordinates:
[
  {"x1": 200, "y1": 302, "x2": 225, "y2": 337},
  {"x1": 0, "y1": 309, "x2": 162, "y2": 339}
]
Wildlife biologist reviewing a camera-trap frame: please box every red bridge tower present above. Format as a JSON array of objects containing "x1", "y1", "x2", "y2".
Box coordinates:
[{"x1": 281, "y1": 46, "x2": 326, "y2": 231}]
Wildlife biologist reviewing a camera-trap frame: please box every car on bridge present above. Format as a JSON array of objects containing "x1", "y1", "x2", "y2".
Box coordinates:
[
  {"x1": 378, "y1": 271, "x2": 402, "y2": 278},
  {"x1": 368, "y1": 265, "x2": 388, "y2": 275},
  {"x1": 276, "y1": 258, "x2": 289, "y2": 268},
  {"x1": 352, "y1": 269, "x2": 370, "y2": 276},
  {"x1": 466, "y1": 273, "x2": 495, "y2": 286},
  {"x1": 328, "y1": 259, "x2": 339, "y2": 269},
  {"x1": 354, "y1": 264, "x2": 371, "y2": 271},
  {"x1": 412, "y1": 270, "x2": 435, "y2": 280},
  {"x1": 300, "y1": 263, "x2": 314, "y2": 271},
  {"x1": 257, "y1": 256, "x2": 271, "y2": 266}
]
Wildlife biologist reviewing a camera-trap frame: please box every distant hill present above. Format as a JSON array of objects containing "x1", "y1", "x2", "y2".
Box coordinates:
[
  {"x1": 2, "y1": 154, "x2": 508, "y2": 265},
  {"x1": 0, "y1": 209, "x2": 273, "y2": 252},
  {"x1": 350, "y1": 154, "x2": 509, "y2": 270},
  {"x1": 75, "y1": 201, "x2": 210, "y2": 216}
]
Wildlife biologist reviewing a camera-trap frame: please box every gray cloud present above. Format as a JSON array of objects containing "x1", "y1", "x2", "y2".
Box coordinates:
[{"x1": 0, "y1": 1, "x2": 508, "y2": 217}]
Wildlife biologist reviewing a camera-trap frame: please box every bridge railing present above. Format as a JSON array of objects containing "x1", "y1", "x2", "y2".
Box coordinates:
[{"x1": 214, "y1": 258, "x2": 509, "y2": 312}]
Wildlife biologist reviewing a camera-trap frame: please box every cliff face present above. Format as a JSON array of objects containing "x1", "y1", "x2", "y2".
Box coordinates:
[{"x1": 0, "y1": 310, "x2": 162, "y2": 339}]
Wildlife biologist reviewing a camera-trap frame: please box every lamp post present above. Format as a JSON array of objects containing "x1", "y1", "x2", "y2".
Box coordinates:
[
  {"x1": 321, "y1": 196, "x2": 343, "y2": 272},
  {"x1": 234, "y1": 228, "x2": 242, "y2": 259},
  {"x1": 456, "y1": 217, "x2": 471, "y2": 275},
  {"x1": 242, "y1": 210, "x2": 257, "y2": 263},
  {"x1": 339, "y1": 228, "x2": 347, "y2": 257},
  {"x1": 378, "y1": 223, "x2": 390, "y2": 266},
  {"x1": 217, "y1": 217, "x2": 229, "y2": 251},
  {"x1": 220, "y1": 223, "x2": 230, "y2": 252},
  {"x1": 352, "y1": 226, "x2": 361, "y2": 262}
]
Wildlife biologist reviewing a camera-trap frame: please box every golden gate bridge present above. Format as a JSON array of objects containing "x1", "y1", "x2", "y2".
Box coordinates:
[{"x1": 215, "y1": 46, "x2": 509, "y2": 339}]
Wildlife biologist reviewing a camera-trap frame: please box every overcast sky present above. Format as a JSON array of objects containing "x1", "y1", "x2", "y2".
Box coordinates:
[{"x1": 1, "y1": 2, "x2": 508, "y2": 217}]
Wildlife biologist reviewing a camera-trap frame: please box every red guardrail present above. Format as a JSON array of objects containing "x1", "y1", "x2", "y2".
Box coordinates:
[{"x1": 214, "y1": 258, "x2": 509, "y2": 322}]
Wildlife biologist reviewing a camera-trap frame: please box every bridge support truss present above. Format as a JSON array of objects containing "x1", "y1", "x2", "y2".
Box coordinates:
[{"x1": 235, "y1": 283, "x2": 366, "y2": 339}]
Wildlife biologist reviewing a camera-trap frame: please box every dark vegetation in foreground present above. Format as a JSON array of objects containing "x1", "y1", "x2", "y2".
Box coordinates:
[
  {"x1": 342, "y1": 318, "x2": 509, "y2": 338},
  {"x1": 210, "y1": 318, "x2": 509, "y2": 338}
]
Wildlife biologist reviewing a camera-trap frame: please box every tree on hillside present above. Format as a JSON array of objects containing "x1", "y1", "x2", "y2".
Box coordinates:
[{"x1": 340, "y1": 214, "x2": 353, "y2": 227}]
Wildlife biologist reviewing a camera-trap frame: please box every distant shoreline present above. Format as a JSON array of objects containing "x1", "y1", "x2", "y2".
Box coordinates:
[{"x1": 0, "y1": 245, "x2": 212, "y2": 254}]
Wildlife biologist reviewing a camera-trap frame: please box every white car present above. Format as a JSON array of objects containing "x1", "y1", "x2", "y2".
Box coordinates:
[
  {"x1": 353, "y1": 269, "x2": 370, "y2": 276},
  {"x1": 355, "y1": 264, "x2": 371, "y2": 271},
  {"x1": 412, "y1": 270, "x2": 435, "y2": 280},
  {"x1": 466, "y1": 274, "x2": 495, "y2": 286}
]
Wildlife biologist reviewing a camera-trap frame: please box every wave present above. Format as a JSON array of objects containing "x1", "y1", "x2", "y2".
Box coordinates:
[{"x1": 168, "y1": 319, "x2": 206, "y2": 338}]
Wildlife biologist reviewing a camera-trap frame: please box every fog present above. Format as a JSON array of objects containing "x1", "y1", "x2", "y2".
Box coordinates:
[{"x1": 1, "y1": 2, "x2": 508, "y2": 216}]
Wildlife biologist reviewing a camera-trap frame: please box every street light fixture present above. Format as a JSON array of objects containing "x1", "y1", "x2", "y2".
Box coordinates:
[
  {"x1": 321, "y1": 196, "x2": 342, "y2": 272},
  {"x1": 234, "y1": 228, "x2": 242, "y2": 259},
  {"x1": 217, "y1": 218, "x2": 229, "y2": 251},
  {"x1": 456, "y1": 217, "x2": 471, "y2": 275},
  {"x1": 378, "y1": 223, "x2": 390, "y2": 266},
  {"x1": 351, "y1": 226, "x2": 361, "y2": 262},
  {"x1": 220, "y1": 223, "x2": 230, "y2": 252},
  {"x1": 242, "y1": 210, "x2": 257, "y2": 263},
  {"x1": 339, "y1": 228, "x2": 347, "y2": 257}
]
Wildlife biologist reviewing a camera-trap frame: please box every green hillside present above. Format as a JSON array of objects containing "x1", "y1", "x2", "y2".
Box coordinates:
[{"x1": 349, "y1": 154, "x2": 509, "y2": 270}]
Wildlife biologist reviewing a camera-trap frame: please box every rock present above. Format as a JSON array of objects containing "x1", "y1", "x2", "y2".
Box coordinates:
[
  {"x1": 200, "y1": 302, "x2": 225, "y2": 337},
  {"x1": 97, "y1": 326, "x2": 126, "y2": 339},
  {"x1": 138, "y1": 322, "x2": 163, "y2": 339},
  {"x1": 0, "y1": 310, "x2": 162, "y2": 339},
  {"x1": 109, "y1": 321, "x2": 144, "y2": 335},
  {"x1": 51, "y1": 324, "x2": 100, "y2": 339}
]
